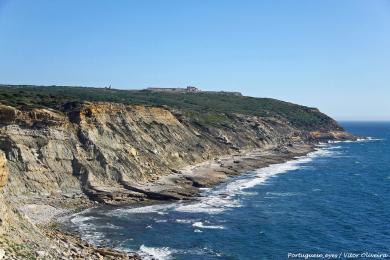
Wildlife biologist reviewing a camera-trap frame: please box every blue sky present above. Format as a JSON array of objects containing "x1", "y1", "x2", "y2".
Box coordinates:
[{"x1": 0, "y1": 0, "x2": 389, "y2": 120}]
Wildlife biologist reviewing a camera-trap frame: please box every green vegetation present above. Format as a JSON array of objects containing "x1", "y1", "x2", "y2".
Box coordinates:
[{"x1": 0, "y1": 84, "x2": 340, "y2": 130}]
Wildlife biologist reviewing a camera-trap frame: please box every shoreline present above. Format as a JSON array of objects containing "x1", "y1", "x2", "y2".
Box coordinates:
[
  {"x1": 130, "y1": 143, "x2": 316, "y2": 201},
  {"x1": 48, "y1": 142, "x2": 317, "y2": 257},
  {"x1": 8, "y1": 136, "x2": 366, "y2": 259},
  {"x1": 15, "y1": 137, "x2": 372, "y2": 259}
]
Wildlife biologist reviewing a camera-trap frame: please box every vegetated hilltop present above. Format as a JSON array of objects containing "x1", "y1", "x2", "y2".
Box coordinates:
[{"x1": 0, "y1": 84, "x2": 341, "y2": 131}]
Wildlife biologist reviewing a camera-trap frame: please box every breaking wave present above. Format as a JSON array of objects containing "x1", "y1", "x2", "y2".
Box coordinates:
[
  {"x1": 138, "y1": 245, "x2": 174, "y2": 260},
  {"x1": 173, "y1": 147, "x2": 336, "y2": 215},
  {"x1": 96, "y1": 146, "x2": 339, "y2": 219},
  {"x1": 192, "y1": 221, "x2": 225, "y2": 229},
  {"x1": 67, "y1": 144, "x2": 341, "y2": 250}
]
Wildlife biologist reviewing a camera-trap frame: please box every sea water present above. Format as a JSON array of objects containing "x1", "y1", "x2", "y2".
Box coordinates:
[{"x1": 66, "y1": 122, "x2": 390, "y2": 259}]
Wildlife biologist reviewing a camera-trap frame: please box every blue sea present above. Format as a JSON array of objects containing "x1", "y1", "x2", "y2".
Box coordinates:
[{"x1": 67, "y1": 122, "x2": 390, "y2": 259}]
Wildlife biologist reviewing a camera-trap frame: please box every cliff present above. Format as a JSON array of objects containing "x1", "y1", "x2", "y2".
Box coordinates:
[
  {"x1": 0, "y1": 85, "x2": 354, "y2": 258},
  {"x1": 0, "y1": 101, "x2": 351, "y2": 203}
]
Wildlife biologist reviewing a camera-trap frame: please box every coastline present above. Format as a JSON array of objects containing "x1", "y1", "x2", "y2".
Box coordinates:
[
  {"x1": 0, "y1": 83, "x2": 358, "y2": 258},
  {"x1": 2, "y1": 137, "x2": 362, "y2": 259},
  {"x1": 43, "y1": 142, "x2": 317, "y2": 258},
  {"x1": 131, "y1": 143, "x2": 316, "y2": 201},
  {"x1": 6, "y1": 135, "x2": 366, "y2": 259}
]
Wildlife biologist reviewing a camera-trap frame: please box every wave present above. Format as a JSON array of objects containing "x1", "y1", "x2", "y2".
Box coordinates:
[
  {"x1": 138, "y1": 245, "x2": 174, "y2": 260},
  {"x1": 103, "y1": 146, "x2": 337, "y2": 218},
  {"x1": 265, "y1": 192, "x2": 300, "y2": 197},
  {"x1": 328, "y1": 136, "x2": 383, "y2": 144},
  {"x1": 174, "y1": 196, "x2": 239, "y2": 214},
  {"x1": 175, "y1": 219, "x2": 196, "y2": 224},
  {"x1": 138, "y1": 245, "x2": 224, "y2": 259},
  {"x1": 107, "y1": 203, "x2": 176, "y2": 216},
  {"x1": 65, "y1": 144, "x2": 341, "y2": 258},
  {"x1": 69, "y1": 145, "x2": 338, "y2": 245},
  {"x1": 70, "y1": 215, "x2": 97, "y2": 224},
  {"x1": 154, "y1": 219, "x2": 168, "y2": 223},
  {"x1": 192, "y1": 221, "x2": 225, "y2": 229},
  {"x1": 69, "y1": 215, "x2": 106, "y2": 244},
  {"x1": 362, "y1": 137, "x2": 383, "y2": 141},
  {"x1": 173, "y1": 147, "x2": 335, "y2": 215}
]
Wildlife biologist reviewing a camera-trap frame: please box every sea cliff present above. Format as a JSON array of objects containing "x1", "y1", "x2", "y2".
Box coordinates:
[{"x1": 0, "y1": 85, "x2": 354, "y2": 259}]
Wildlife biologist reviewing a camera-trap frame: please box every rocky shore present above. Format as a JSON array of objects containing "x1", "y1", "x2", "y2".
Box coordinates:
[
  {"x1": 0, "y1": 97, "x2": 356, "y2": 259},
  {"x1": 135, "y1": 143, "x2": 315, "y2": 201},
  {"x1": 7, "y1": 143, "x2": 315, "y2": 259}
]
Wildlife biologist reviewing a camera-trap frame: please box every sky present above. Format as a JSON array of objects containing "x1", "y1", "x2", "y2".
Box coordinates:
[{"x1": 0, "y1": 0, "x2": 389, "y2": 121}]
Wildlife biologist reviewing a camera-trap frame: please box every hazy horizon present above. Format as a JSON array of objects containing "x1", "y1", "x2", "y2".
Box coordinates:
[{"x1": 0, "y1": 0, "x2": 389, "y2": 121}]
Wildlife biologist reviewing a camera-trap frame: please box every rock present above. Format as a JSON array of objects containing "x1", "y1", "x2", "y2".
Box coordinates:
[
  {"x1": 36, "y1": 250, "x2": 46, "y2": 258},
  {"x1": 0, "y1": 101, "x2": 350, "y2": 199},
  {"x1": 0, "y1": 151, "x2": 8, "y2": 188},
  {"x1": 0, "y1": 249, "x2": 5, "y2": 260},
  {"x1": 0, "y1": 100, "x2": 352, "y2": 259},
  {"x1": 129, "y1": 147, "x2": 138, "y2": 157},
  {"x1": 171, "y1": 152, "x2": 180, "y2": 158}
]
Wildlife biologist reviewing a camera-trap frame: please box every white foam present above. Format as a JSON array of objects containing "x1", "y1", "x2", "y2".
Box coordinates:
[
  {"x1": 175, "y1": 219, "x2": 196, "y2": 224},
  {"x1": 70, "y1": 215, "x2": 97, "y2": 225},
  {"x1": 69, "y1": 215, "x2": 106, "y2": 244},
  {"x1": 139, "y1": 245, "x2": 174, "y2": 260},
  {"x1": 82, "y1": 146, "x2": 337, "y2": 222},
  {"x1": 192, "y1": 222, "x2": 225, "y2": 229},
  {"x1": 108, "y1": 203, "x2": 175, "y2": 216},
  {"x1": 174, "y1": 196, "x2": 239, "y2": 214},
  {"x1": 265, "y1": 192, "x2": 300, "y2": 197},
  {"x1": 366, "y1": 137, "x2": 384, "y2": 141},
  {"x1": 155, "y1": 219, "x2": 168, "y2": 223},
  {"x1": 328, "y1": 137, "x2": 383, "y2": 144},
  {"x1": 173, "y1": 147, "x2": 335, "y2": 215},
  {"x1": 102, "y1": 223, "x2": 121, "y2": 229},
  {"x1": 327, "y1": 145, "x2": 342, "y2": 149}
]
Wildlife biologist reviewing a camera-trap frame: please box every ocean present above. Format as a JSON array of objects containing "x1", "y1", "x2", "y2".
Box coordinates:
[{"x1": 66, "y1": 122, "x2": 390, "y2": 259}]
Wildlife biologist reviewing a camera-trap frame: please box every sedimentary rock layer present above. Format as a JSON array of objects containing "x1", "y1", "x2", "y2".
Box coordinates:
[{"x1": 0, "y1": 102, "x2": 352, "y2": 204}]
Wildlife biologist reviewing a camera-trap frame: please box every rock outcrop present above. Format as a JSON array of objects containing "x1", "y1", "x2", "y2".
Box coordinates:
[
  {"x1": 0, "y1": 100, "x2": 354, "y2": 258},
  {"x1": 0, "y1": 150, "x2": 10, "y2": 236},
  {"x1": 0, "y1": 150, "x2": 8, "y2": 187},
  {"x1": 0, "y1": 102, "x2": 353, "y2": 204}
]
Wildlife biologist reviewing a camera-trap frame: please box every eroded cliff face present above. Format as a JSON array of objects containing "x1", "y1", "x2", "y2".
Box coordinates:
[
  {"x1": 0, "y1": 101, "x2": 353, "y2": 258},
  {"x1": 0, "y1": 151, "x2": 9, "y2": 237},
  {"x1": 0, "y1": 150, "x2": 8, "y2": 188},
  {"x1": 0, "y1": 102, "x2": 350, "y2": 204},
  {"x1": 1, "y1": 149, "x2": 53, "y2": 259}
]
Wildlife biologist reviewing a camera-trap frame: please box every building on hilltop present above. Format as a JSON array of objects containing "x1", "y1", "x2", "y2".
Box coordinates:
[
  {"x1": 146, "y1": 86, "x2": 200, "y2": 93},
  {"x1": 145, "y1": 86, "x2": 242, "y2": 96},
  {"x1": 186, "y1": 86, "x2": 200, "y2": 92}
]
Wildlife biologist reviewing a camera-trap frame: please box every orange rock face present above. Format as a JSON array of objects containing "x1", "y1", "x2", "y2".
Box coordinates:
[{"x1": 78, "y1": 103, "x2": 180, "y2": 125}]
